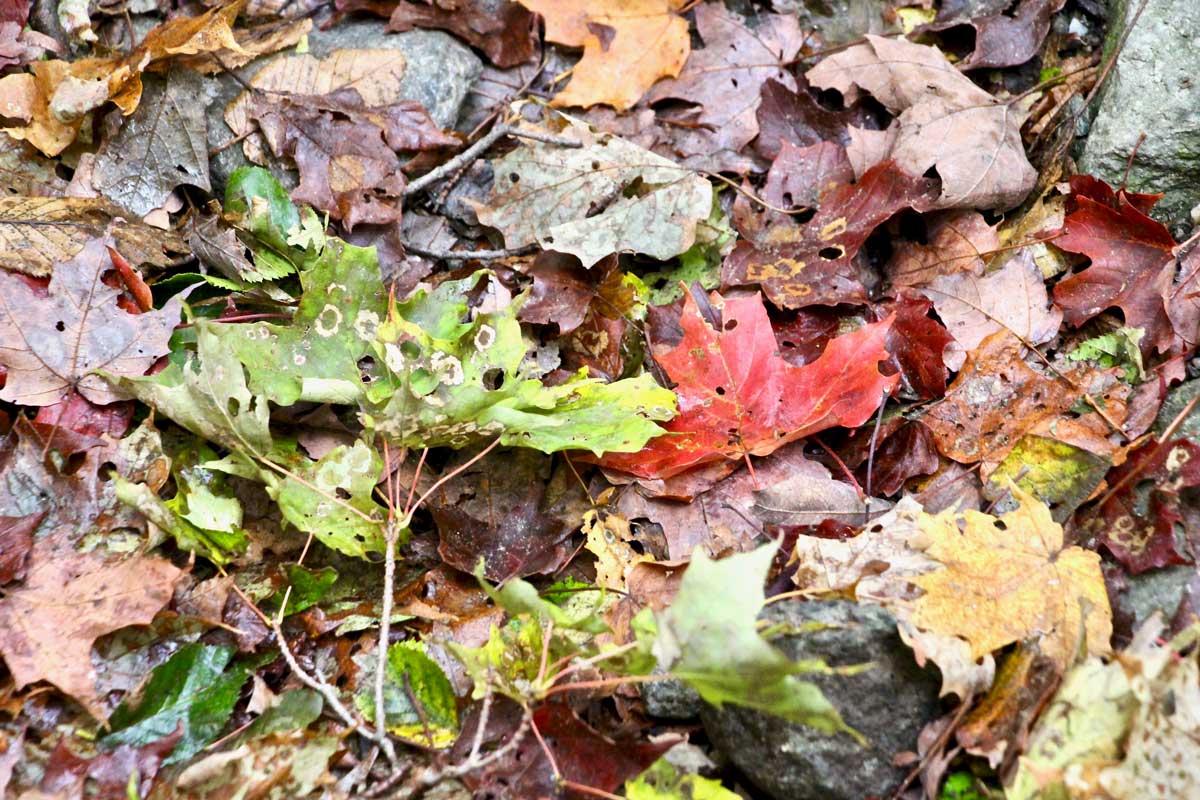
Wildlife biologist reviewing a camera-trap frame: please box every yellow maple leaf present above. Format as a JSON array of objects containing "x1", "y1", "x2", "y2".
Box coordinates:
[
  {"x1": 518, "y1": 0, "x2": 689, "y2": 110},
  {"x1": 909, "y1": 486, "x2": 1111, "y2": 670}
]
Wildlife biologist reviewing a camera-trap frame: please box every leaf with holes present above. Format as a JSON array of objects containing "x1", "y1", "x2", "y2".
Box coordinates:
[
  {"x1": 599, "y1": 290, "x2": 897, "y2": 479},
  {"x1": 474, "y1": 119, "x2": 713, "y2": 267},
  {"x1": 0, "y1": 238, "x2": 188, "y2": 407},
  {"x1": 723, "y1": 160, "x2": 938, "y2": 308},
  {"x1": 363, "y1": 271, "x2": 676, "y2": 455}
]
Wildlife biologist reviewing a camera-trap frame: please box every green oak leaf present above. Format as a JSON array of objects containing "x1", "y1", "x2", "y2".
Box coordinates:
[
  {"x1": 363, "y1": 272, "x2": 676, "y2": 454},
  {"x1": 654, "y1": 545, "x2": 857, "y2": 738},
  {"x1": 355, "y1": 642, "x2": 458, "y2": 747},
  {"x1": 101, "y1": 643, "x2": 250, "y2": 765}
]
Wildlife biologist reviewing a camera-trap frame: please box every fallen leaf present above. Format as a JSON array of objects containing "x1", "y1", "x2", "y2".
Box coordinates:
[
  {"x1": 886, "y1": 209, "x2": 1000, "y2": 288},
  {"x1": 923, "y1": 249, "x2": 1062, "y2": 370},
  {"x1": 723, "y1": 160, "x2": 939, "y2": 308},
  {"x1": 754, "y1": 76, "x2": 858, "y2": 161},
  {"x1": 224, "y1": 48, "x2": 410, "y2": 161},
  {"x1": 733, "y1": 140, "x2": 854, "y2": 239},
  {"x1": 1082, "y1": 439, "x2": 1200, "y2": 574},
  {"x1": 430, "y1": 449, "x2": 589, "y2": 580},
  {"x1": 355, "y1": 642, "x2": 458, "y2": 747},
  {"x1": 878, "y1": 293, "x2": 955, "y2": 400},
  {"x1": 475, "y1": 119, "x2": 712, "y2": 266},
  {"x1": 599, "y1": 290, "x2": 897, "y2": 479},
  {"x1": 1053, "y1": 175, "x2": 1177, "y2": 354},
  {"x1": 0, "y1": 513, "x2": 40, "y2": 585},
  {"x1": 38, "y1": 733, "x2": 180, "y2": 800},
  {"x1": 921, "y1": 332, "x2": 1127, "y2": 475},
  {"x1": 250, "y1": 87, "x2": 456, "y2": 229},
  {"x1": 384, "y1": 0, "x2": 538, "y2": 68},
  {"x1": 751, "y1": 457, "x2": 873, "y2": 527},
  {"x1": 645, "y1": 4, "x2": 805, "y2": 170},
  {"x1": 0, "y1": 239, "x2": 188, "y2": 406},
  {"x1": 92, "y1": 68, "x2": 212, "y2": 217},
  {"x1": 853, "y1": 419, "x2": 941, "y2": 496},
  {"x1": 174, "y1": 16, "x2": 313, "y2": 74},
  {"x1": 518, "y1": 0, "x2": 689, "y2": 110},
  {"x1": 0, "y1": 542, "x2": 183, "y2": 719},
  {"x1": 985, "y1": 434, "x2": 1110, "y2": 523},
  {"x1": 807, "y1": 35, "x2": 1036, "y2": 210},
  {"x1": 0, "y1": 196, "x2": 186, "y2": 277},
  {"x1": 927, "y1": 0, "x2": 1066, "y2": 71}
]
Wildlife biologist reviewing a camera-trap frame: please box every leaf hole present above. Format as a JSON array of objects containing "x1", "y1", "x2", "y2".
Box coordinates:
[
  {"x1": 723, "y1": 319, "x2": 738, "y2": 331},
  {"x1": 715, "y1": 386, "x2": 725, "y2": 396},
  {"x1": 55, "y1": 320, "x2": 65, "y2": 332},
  {"x1": 818, "y1": 246, "x2": 844, "y2": 260}
]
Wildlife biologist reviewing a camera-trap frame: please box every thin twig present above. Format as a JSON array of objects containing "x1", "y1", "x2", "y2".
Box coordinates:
[
  {"x1": 402, "y1": 242, "x2": 538, "y2": 261},
  {"x1": 374, "y1": 519, "x2": 402, "y2": 750},
  {"x1": 403, "y1": 123, "x2": 581, "y2": 199}
]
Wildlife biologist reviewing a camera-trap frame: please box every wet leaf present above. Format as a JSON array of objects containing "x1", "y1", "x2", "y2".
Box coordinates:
[
  {"x1": 384, "y1": 0, "x2": 538, "y2": 68},
  {"x1": 102, "y1": 643, "x2": 251, "y2": 765},
  {"x1": 355, "y1": 641, "x2": 458, "y2": 747}
]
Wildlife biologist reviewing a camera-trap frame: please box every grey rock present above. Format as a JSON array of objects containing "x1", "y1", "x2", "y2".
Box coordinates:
[
  {"x1": 207, "y1": 22, "x2": 481, "y2": 192},
  {"x1": 1079, "y1": 0, "x2": 1200, "y2": 229},
  {"x1": 1120, "y1": 565, "x2": 1198, "y2": 630},
  {"x1": 643, "y1": 673, "x2": 703, "y2": 720},
  {"x1": 701, "y1": 600, "x2": 941, "y2": 800},
  {"x1": 1153, "y1": 378, "x2": 1200, "y2": 441}
]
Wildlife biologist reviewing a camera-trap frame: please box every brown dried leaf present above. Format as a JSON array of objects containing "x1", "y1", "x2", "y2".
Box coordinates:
[
  {"x1": 644, "y1": 4, "x2": 805, "y2": 171},
  {"x1": 386, "y1": 0, "x2": 537, "y2": 68},
  {"x1": 0, "y1": 542, "x2": 183, "y2": 719},
  {"x1": 807, "y1": 35, "x2": 1035, "y2": 210},
  {"x1": 886, "y1": 210, "x2": 1000, "y2": 288},
  {"x1": 518, "y1": 0, "x2": 689, "y2": 110},
  {"x1": 0, "y1": 238, "x2": 188, "y2": 406}
]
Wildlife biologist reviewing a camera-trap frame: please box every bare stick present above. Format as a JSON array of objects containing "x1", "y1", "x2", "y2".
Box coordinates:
[
  {"x1": 374, "y1": 519, "x2": 402, "y2": 751},
  {"x1": 402, "y1": 242, "x2": 538, "y2": 261},
  {"x1": 403, "y1": 124, "x2": 581, "y2": 199}
]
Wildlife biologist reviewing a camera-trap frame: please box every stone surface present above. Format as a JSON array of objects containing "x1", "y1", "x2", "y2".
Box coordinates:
[
  {"x1": 642, "y1": 672, "x2": 703, "y2": 720},
  {"x1": 1079, "y1": 0, "x2": 1200, "y2": 229},
  {"x1": 701, "y1": 600, "x2": 942, "y2": 800},
  {"x1": 1120, "y1": 565, "x2": 1198, "y2": 629},
  {"x1": 207, "y1": 21, "x2": 481, "y2": 192}
]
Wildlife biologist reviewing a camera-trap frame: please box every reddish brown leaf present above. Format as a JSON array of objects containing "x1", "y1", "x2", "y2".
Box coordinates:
[
  {"x1": 32, "y1": 394, "x2": 133, "y2": 439},
  {"x1": 250, "y1": 88, "x2": 457, "y2": 230},
  {"x1": 733, "y1": 141, "x2": 854, "y2": 241},
  {"x1": 878, "y1": 293, "x2": 954, "y2": 400},
  {"x1": 1053, "y1": 175, "x2": 1177, "y2": 354},
  {"x1": 600, "y1": 290, "x2": 897, "y2": 479},
  {"x1": 772, "y1": 306, "x2": 843, "y2": 367},
  {"x1": 431, "y1": 449, "x2": 590, "y2": 580},
  {"x1": 0, "y1": 542, "x2": 184, "y2": 719},
  {"x1": 886, "y1": 210, "x2": 1000, "y2": 289},
  {"x1": 1084, "y1": 439, "x2": 1200, "y2": 574},
  {"x1": 853, "y1": 420, "x2": 940, "y2": 496},
  {"x1": 754, "y1": 76, "x2": 861, "y2": 161},
  {"x1": 723, "y1": 160, "x2": 938, "y2": 308},
  {"x1": 926, "y1": 0, "x2": 1065, "y2": 70},
  {"x1": 386, "y1": 0, "x2": 538, "y2": 68},
  {"x1": 39, "y1": 732, "x2": 180, "y2": 800}
]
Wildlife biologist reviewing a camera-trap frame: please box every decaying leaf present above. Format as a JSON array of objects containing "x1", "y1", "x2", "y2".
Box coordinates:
[
  {"x1": 383, "y1": 0, "x2": 538, "y2": 68},
  {"x1": 0, "y1": 196, "x2": 186, "y2": 277},
  {"x1": 724, "y1": 160, "x2": 939, "y2": 308},
  {"x1": 600, "y1": 290, "x2": 897, "y2": 479},
  {"x1": 517, "y1": 0, "x2": 689, "y2": 110},
  {"x1": 0, "y1": 542, "x2": 184, "y2": 719},
  {"x1": 92, "y1": 68, "x2": 212, "y2": 217},
  {"x1": 475, "y1": 119, "x2": 712, "y2": 267},
  {"x1": 0, "y1": 238, "x2": 188, "y2": 406},
  {"x1": 807, "y1": 35, "x2": 1036, "y2": 210}
]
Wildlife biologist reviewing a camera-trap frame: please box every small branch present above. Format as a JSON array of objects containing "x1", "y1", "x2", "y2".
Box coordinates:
[
  {"x1": 270, "y1": 618, "x2": 398, "y2": 764},
  {"x1": 402, "y1": 242, "x2": 538, "y2": 262},
  {"x1": 374, "y1": 519, "x2": 403, "y2": 751},
  {"x1": 403, "y1": 123, "x2": 580, "y2": 199}
]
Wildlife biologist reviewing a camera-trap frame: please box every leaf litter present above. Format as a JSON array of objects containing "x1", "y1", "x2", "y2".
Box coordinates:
[{"x1": 0, "y1": 1, "x2": 1195, "y2": 798}]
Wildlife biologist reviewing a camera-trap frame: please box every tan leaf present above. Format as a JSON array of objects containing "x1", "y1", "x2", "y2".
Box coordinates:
[
  {"x1": 0, "y1": 238, "x2": 189, "y2": 406},
  {"x1": 807, "y1": 35, "x2": 1035, "y2": 210},
  {"x1": 0, "y1": 542, "x2": 183, "y2": 719},
  {"x1": 175, "y1": 16, "x2": 312, "y2": 75},
  {"x1": 0, "y1": 196, "x2": 186, "y2": 277},
  {"x1": 223, "y1": 48, "x2": 409, "y2": 161},
  {"x1": 583, "y1": 510, "x2": 649, "y2": 592},
  {"x1": 886, "y1": 210, "x2": 1000, "y2": 288},
  {"x1": 923, "y1": 250, "x2": 1063, "y2": 370},
  {"x1": 518, "y1": 0, "x2": 689, "y2": 110}
]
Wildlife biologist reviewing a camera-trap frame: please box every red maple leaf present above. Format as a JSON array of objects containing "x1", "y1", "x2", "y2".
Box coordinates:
[
  {"x1": 1053, "y1": 175, "x2": 1177, "y2": 353},
  {"x1": 600, "y1": 290, "x2": 898, "y2": 479}
]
